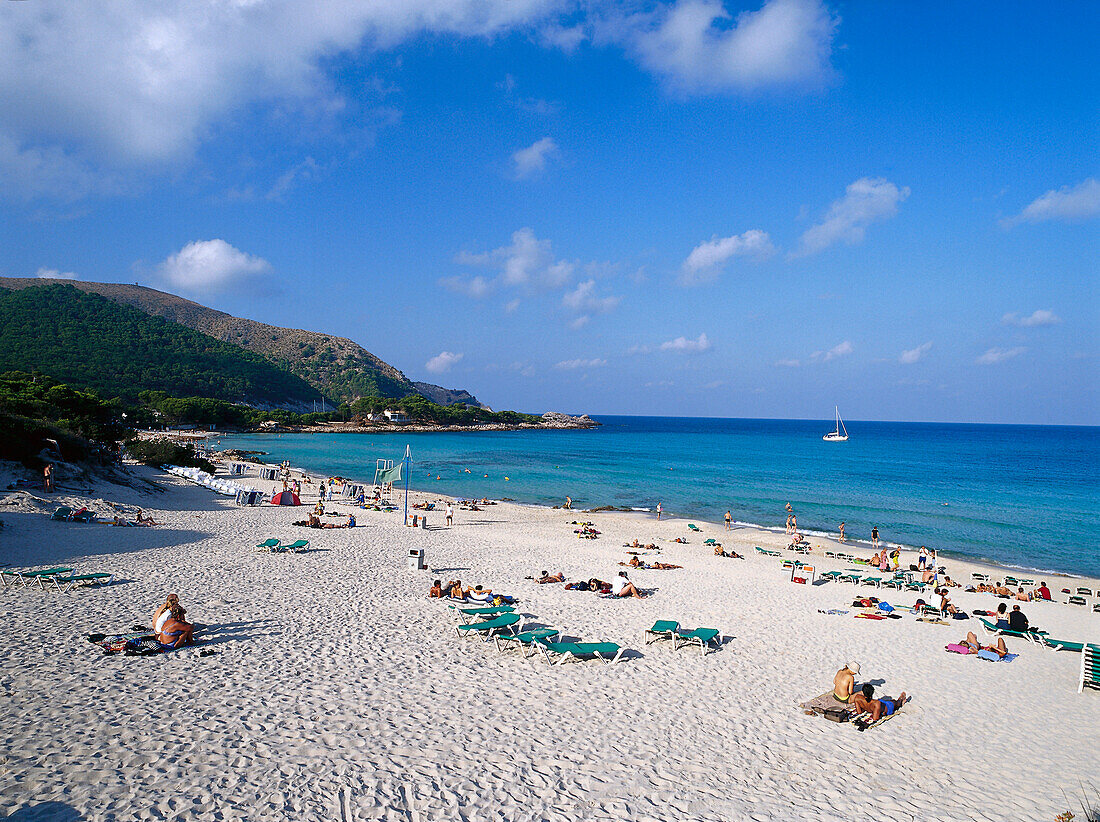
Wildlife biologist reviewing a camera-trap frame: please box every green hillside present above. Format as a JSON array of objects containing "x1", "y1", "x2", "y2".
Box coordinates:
[{"x1": 0, "y1": 284, "x2": 323, "y2": 407}]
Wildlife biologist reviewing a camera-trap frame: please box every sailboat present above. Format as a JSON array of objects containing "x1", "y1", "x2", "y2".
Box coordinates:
[{"x1": 823, "y1": 406, "x2": 849, "y2": 441}]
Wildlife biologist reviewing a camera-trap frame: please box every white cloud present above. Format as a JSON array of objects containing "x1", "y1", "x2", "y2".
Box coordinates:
[
  {"x1": 504, "y1": 298, "x2": 521, "y2": 313},
  {"x1": 793, "y1": 177, "x2": 910, "y2": 257},
  {"x1": 1003, "y1": 179, "x2": 1100, "y2": 227},
  {"x1": 776, "y1": 358, "x2": 800, "y2": 367},
  {"x1": 976, "y1": 346, "x2": 1026, "y2": 365},
  {"x1": 810, "y1": 340, "x2": 853, "y2": 362},
  {"x1": 625, "y1": 0, "x2": 837, "y2": 93},
  {"x1": 562, "y1": 279, "x2": 621, "y2": 313},
  {"x1": 1002, "y1": 309, "x2": 1061, "y2": 328},
  {"x1": 899, "y1": 341, "x2": 932, "y2": 364},
  {"x1": 660, "y1": 332, "x2": 712, "y2": 353},
  {"x1": 569, "y1": 315, "x2": 591, "y2": 330},
  {"x1": 680, "y1": 229, "x2": 775, "y2": 284},
  {"x1": 35, "y1": 267, "x2": 78, "y2": 280},
  {"x1": 439, "y1": 275, "x2": 493, "y2": 299},
  {"x1": 425, "y1": 351, "x2": 463, "y2": 374},
  {"x1": 266, "y1": 157, "x2": 320, "y2": 201},
  {"x1": 511, "y1": 137, "x2": 559, "y2": 179},
  {"x1": 555, "y1": 358, "x2": 607, "y2": 369},
  {"x1": 155, "y1": 239, "x2": 270, "y2": 292}
]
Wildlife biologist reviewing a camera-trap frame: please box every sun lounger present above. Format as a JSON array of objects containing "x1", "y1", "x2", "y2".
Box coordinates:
[
  {"x1": 50, "y1": 507, "x2": 73, "y2": 521},
  {"x1": 825, "y1": 551, "x2": 836, "y2": 559},
  {"x1": 450, "y1": 605, "x2": 515, "y2": 623},
  {"x1": 281, "y1": 539, "x2": 310, "y2": 552},
  {"x1": 703, "y1": 538, "x2": 717, "y2": 545},
  {"x1": 755, "y1": 546, "x2": 781, "y2": 557},
  {"x1": 1038, "y1": 635, "x2": 1088, "y2": 653},
  {"x1": 1068, "y1": 596, "x2": 1087, "y2": 606},
  {"x1": 3, "y1": 567, "x2": 74, "y2": 588},
  {"x1": 455, "y1": 612, "x2": 521, "y2": 640},
  {"x1": 42, "y1": 572, "x2": 113, "y2": 592},
  {"x1": 494, "y1": 628, "x2": 560, "y2": 656},
  {"x1": 644, "y1": 620, "x2": 680, "y2": 645},
  {"x1": 977, "y1": 617, "x2": 1039, "y2": 642},
  {"x1": 674, "y1": 627, "x2": 721, "y2": 656},
  {"x1": 254, "y1": 538, "x2": 281, "y2": 552},
  {"x1": 1076, "y1": 587, "x2": 1093, "y2": 597},
  {"x1": 1080, "y1": 645, "x2": 1100, "y2": 693},
  {"x1": 534, "y1": 638, "x2": 624, "y2": 665},
  {"x1": 839, "y1": 573, "x2": 862, "y2": 584},
  {"x1": 971, "y1": 572, "x2": 989, "y2": 582},
  {"x1": 688, "y1": 524, "x2": 701, "y2": 532},
  {"x1": 861, "y1": 577, "x2": 884, "y2": 588},
  {"x1": 819, "y1": 571, "x2": 843, "y2": 582}
]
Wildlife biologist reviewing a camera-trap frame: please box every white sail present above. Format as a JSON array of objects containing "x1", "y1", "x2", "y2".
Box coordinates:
[{"x1": 823, "y1": 406, "x2": 849, "y2": 441}]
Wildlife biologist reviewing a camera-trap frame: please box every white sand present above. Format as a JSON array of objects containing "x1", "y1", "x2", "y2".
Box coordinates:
[{"x1": 2, "y1": 460, "x2": 1099, "y2": 822}]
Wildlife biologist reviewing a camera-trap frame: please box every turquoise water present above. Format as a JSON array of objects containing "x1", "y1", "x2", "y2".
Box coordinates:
[{"x1": 218, "y1": 416, "x2": 1100, "y2": 577}]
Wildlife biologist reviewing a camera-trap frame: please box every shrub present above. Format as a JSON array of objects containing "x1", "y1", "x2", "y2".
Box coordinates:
[{"x1": 125, "y1": 438, "x2": 214, "y2": 473}]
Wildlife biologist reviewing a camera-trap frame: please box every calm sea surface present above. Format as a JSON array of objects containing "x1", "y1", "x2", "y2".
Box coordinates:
[{"x1": 218, "y1": 416, "x2": 1100, "y2": 577}]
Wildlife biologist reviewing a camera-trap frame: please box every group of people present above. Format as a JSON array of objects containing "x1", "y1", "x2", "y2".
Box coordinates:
[
  {"x1": 831, "y1": 662, "x2": 907, "y2": 723},
  {"x1": 531, "y1": 570, "x2": 647, "y2": 598},
  {"x1": 150, "y1": 593, "x2": 194, "y2": 649},
  {"x1": 430, "y1": 579, "x2": 515, "y2": 605}
]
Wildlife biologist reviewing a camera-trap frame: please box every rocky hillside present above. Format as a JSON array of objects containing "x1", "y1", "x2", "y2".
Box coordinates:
[{"x1": 0, "y1": 277, "x2": 483, "y2": 407}]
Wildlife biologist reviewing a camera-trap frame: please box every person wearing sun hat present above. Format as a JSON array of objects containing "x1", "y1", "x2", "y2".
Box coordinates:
[{"x1": 833, "y1": 661, "x2": 861, "y2": 703}]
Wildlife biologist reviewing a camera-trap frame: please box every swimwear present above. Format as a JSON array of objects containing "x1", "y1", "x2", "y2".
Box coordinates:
[
  {"x1": 880, "y1": 699, "x2": 896, "y2": 716},
  {"x1": 833, "y1": 693, "x2": 849, "y2": 703}
]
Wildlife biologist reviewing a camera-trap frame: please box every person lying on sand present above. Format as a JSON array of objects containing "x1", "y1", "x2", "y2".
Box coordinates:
[
  {"x1": 152, "y1": 593, "x2": 181, "y2": 633},
  {"x1": 849, "y1": 684, "x2": 907, "y2": 722},
  {"x1": 715, "y1": 547, "x2": 745, "y2": 559},
  {"x1": 448, "y1": 580, "x2": 465, "y2": 600},
  {"x1": 942, "y1": 576, "x2": 960, "y2": 587},
  {"x1": 950, "y1": 631, "x2": 1009, "y2": 658},
  {"x1": 319, "y1": 514, "x2": 356, "y2": 529},
  {"x1": 833, "y1": 662, "x2": 859, "y2": 703},
  {"x1": 994, "y1": 582, "x2": 1012, "y2": 597},
  {"x1": 156, "y1": 604, "x2": 193, "y2": 649},
  {"x1": 612, "y1": 571, "x2": 645, "y2": 599},
  {"x1": 537, "y1": 571, "x2": 565, "y2": 584},
  {"x1": 672, "y1": 537, "x2": 688, "y2": 544},
  {"x1": 135, "y1": 510, "x2": 158, "y2": 526}
]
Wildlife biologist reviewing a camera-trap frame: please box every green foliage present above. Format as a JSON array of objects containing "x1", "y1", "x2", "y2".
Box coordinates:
[
  {"x1": 346, "y1": 394, "x2": 541, "y2": 426},
  {"x1": 125, "y1": 437, "x2": 214, "y2": 473},
  {"x1": 0, "y1": 371, "x2": 124, "y2": 465},
  {"x1": 0, "y1": 285, "x2": 323, "y2": 406}
]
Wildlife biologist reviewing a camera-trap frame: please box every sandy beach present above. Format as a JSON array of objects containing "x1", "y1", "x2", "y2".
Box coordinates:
[{"x1": 2, "y1": 459, "x2": 1099, "y2": 822}]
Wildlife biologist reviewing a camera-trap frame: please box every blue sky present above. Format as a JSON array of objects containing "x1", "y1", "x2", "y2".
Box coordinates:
[{"x1": 1, "y1": 1, "x2": 1096, "y2": 424}]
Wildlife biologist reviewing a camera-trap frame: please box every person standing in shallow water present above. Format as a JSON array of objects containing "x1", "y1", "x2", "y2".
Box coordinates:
[
  {"x1": 838, "y1": 522, "x2": 846, "y2": 543},
  {"x1": 871, "y1": 526, "x2": 879, "y2": 549},
  {"x1": 656, "y1": 502, "x2": 662, "y2": 521}
]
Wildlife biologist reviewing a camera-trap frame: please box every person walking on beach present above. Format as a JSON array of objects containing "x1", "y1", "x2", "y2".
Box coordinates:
[
  {"x1": 838, "y1": 522, "x2": 846, "y2": 543},
  {"x1": 725, "y1": 510, "x2": 732, "y2": 531},
  {"x1": 446, "y1": 503, "x2": 454, "y2": 526},
  {"x1": 871, "y1": 526, "x2": 879, "y2": 549},
  {"x1": 43, "y1": 463, "x2": 53, "y2": 492},
  {"x1": 656, "y1": 502, "x2": 662, "y2": 521},
  {"x1": 564, "y1": 496, "x2": 572, "y2": 510}
]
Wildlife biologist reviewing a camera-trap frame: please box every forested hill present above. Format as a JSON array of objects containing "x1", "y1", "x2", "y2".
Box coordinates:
[
  {"x1": 0, "y1": 277, "x2": 482, "y2": 406},
  {"x1": 0, "y1": 284, "x2": 322, "y2": 408}
]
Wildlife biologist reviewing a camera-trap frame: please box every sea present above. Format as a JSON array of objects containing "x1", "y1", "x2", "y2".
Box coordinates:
[{"x1": 217, "y1": 416, "x2": 1100, "y2": 578}]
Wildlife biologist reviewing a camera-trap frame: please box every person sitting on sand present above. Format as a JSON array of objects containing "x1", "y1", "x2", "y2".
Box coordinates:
[
  {"x1": 939, "y1": 590, "x2": 958, "y2": 615},
  {"x1": 429, "y1": 580, "x2": 444, "y2": 598},
  {"x1": 135, "y1": 510, "x2": 158, "y2": 526},
  {"x1": 308, "y1": 513, "x2": 322, "y2": 528},
  {"x1": 612, "y1": 571, "x2": 645, "y2": 599},
  {"x1": 849, "y1": 684, "x2": 907, "y2": 722},
  {"x1": 951, "y1": 631, "x2": 1009, "y2": 658},
  {"x1": 156, "y1": 604, "x2": 194, "y2": 649},
  {"x1": 152, "y1": 593, "x2": 181, "y2": 633},
  {"x1": 1014, "y1": 587, "x2": 1030, "y2": 601},
  {"x1": 537, "y1": 570, "x2": 565, "y2": 584},
  {"x1": 1036, "y1": 582, "x2": 1052, "y2": 601},
  {"x1": 994, "y1": 581, "x2": 1012, "y2": 597},
  {"x1": 942, "y1": 575, "x2": 960, "y2": 588},
  {"x1": 448, "y1": 580, "x2": 465, "y2": 600},
  {"x1": 921, "y1": 566, "x2": 937, "y2": 584},
  {"x1": 833, "y1": 662, "x2": 859, "y2": 703}
]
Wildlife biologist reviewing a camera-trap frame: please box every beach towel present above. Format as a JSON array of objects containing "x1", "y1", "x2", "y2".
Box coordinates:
[
  {"x1": 946, "y1": 643, "x2": 972, "y2": 654},
  {"x1": 976, "y1": 650, "x2": 1018, "y2": 663},
  {"x1": 852, "y1": 707, "x2": 903, "y2": 732},
  {"x1": 799, "y1": 690, "x2": 847, "y2": 713}
]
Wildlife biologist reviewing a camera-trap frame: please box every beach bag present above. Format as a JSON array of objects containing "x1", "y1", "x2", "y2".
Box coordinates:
[
  {"x1": 952, "y1": 612, "x2": 969, "y2": 620},
  {"x1": 877, "y1": 602, "x2": 894, "y2": 612},
  {"x1": 822, "y1": 708, "x2": 848, "y2": 722}
]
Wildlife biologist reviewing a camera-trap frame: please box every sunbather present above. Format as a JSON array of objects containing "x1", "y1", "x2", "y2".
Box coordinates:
[
  {"x1": 612, "y1": 571, "x2": 645, "y2": 599},
  {"x1": 537, "y1": 570, "x2": 565, "y2": 584},
  {"x1": 429, "y1": 580, "x2": 444, "y2": 598},
  {"x1": 156, "y1": 604, "x2": 193, "y2": 649},
  {"x1": 951, "y1": 631, "x2": 1009, "y2": 658},
  {"x1": 135, "y1": 510, "x2": 158, "y2": 526},
  {"x1": 833, "y1": 662, "x2": 859, "y2": 703},
  {"x1": 849, "y1": 684, "x2": 907, "y2": 722},
  {"x1": 152, "y1": 593, "x2": 181, "y2": 633}
]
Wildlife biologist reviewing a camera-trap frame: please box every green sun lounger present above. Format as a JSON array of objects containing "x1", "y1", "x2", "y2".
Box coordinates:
[
  {"x1": 1080, "y1": 645, "x2": 1100, "y2": 693},
  {"x1": 450, "y1": 605, "x2": 515, "y2": 623},
  {"x1": 50, "y1": 507, "x2": 74, "y2": 521},
  {"x1": 1038, "y1": 635, "x2": 1088, "y2": 653},
  {"x1": 754, "y1": 546, "x2": 781, "y2": 557},
  {"x1": 644, "y1": 620, "x2": 680, "y2": 645},
  {"x1": 455, "y1": 612, "x2": 521, "y2": 640},
  {"x1": 674, "y1": 627, "x2": 721, "y2": 656},
  {"x1": 254, "y1": 538, "x2": 281, "y2": 552},
  {"x1": 3, "y1": 567, "x2": 74, "y2": 588},
  {"x1": 819, "y1": 571, "x2": 843, "y2": 582},
  {"x1": 43, "y1": 572, "x2": 113, "y2": 592},
  {"x1": 282, "y1": 539, "x2": 310, "y2": 553},
  {"x1": 703, "y1": 538, "x2": 717, "y2": 545},
  {"x1": 535, "y1": 638, "x2": 625, "y2": 665},
  {"x1": 840, "y1": 574, "x2": 862, "y2": 584},
  {"x1": 978, "y1": 617, "x2": 1041, "y2": 643},
  {"x1": 494, "y1": 628, "x2": 560, "y2": 655},
  {"x1": 688, "y1": 524, "x2": 701, "y2": 532}
]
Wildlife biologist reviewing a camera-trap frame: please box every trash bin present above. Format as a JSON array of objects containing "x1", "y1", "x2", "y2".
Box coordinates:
[{"x1": 407, "y1": 548, "x2": 426, "y2": 570}]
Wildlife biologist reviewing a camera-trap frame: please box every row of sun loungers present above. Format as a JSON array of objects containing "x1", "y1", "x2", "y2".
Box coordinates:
[
  {"x1": 1, "y1": 566, "x2": 113, "y2": 592},
  {"x1": 254, "y1": 538, "x2": 310, "y2": 553},
  {"x1": 446, "y1": 603, "x2": 626, "y2": 664}
]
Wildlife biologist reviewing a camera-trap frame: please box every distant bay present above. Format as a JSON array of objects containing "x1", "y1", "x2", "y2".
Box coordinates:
[{"x1": 219, "y1": 416, "x2": 1100, "y2": 578}]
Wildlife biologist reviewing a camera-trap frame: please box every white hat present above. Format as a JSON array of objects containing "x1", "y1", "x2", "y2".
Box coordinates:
[{"x1": 847, "y1": 661, "x2": 861, "y2": 674}]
